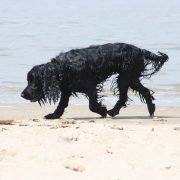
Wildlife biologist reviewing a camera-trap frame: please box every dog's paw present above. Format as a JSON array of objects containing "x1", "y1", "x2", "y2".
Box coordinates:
[
  {"x1": 100, "y1": 107, "x2": 107, "y2": 118},
  {"x1": 101, "y1": 112, "x2": 107, "y2": 118},
  {"x1": 44, "y1": 113, "x2": 60, "y2": 120},
  {"x1": 148, "y1": 103, "x2": 155, "y2": 117},
  {"x1": 107, "y1": 109, "x2": 119, "y2": 117}
]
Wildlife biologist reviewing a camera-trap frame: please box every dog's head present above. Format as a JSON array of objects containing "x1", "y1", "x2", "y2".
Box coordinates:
[{"x1": 21, "y1": 63, "x2": 62, "y2": 104}]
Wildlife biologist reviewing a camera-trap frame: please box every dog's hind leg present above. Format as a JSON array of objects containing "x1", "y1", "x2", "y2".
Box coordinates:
[
  {"x1": 130, "y1": 79, "x2": 155, "y2": 117},
  {"x1": 108, "y1": 75, "x2": 130, "y2": 117},
  {"x1": 44, "y1": 92, "x2": 71, "y2": 119},
  {"x1": 88, "y1": 88, "x2": 107, "y2": 118}
]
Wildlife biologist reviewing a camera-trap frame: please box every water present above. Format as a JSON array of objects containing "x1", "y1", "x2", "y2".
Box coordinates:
[{"x1": 0, "y1": 0, "x2": 180, "y2": 106}]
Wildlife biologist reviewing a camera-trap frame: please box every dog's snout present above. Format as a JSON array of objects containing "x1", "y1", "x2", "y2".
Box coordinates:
[
  {"x1": 21, "y1": 92, "x2": 25, "y2": 98},
  {"x1": 21, "y1": 90, "x2": 28, "y2": 99}
]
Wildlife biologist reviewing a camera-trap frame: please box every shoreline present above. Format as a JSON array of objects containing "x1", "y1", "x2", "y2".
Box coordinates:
[{"x1": 0, "y1": 86, "x2": 180, "y2": 108}]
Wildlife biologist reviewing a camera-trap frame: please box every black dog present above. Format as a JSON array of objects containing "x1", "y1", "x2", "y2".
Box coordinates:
[{"x1": 21, "y1": 43, "x2": 168, "y2": 119}]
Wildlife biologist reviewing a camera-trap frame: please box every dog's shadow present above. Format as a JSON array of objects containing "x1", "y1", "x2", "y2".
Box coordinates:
[{"x1": 66, "y1": 115, "x2": 180, "y2": 121}]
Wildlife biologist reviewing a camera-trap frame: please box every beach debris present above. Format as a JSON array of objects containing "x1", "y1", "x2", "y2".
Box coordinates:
[
  {"x1": 37, "y1": 124, "x2": 52, "y2": 127},
  {"x1": 19, "y1": 123, "x2": 30, "y2": 127},
  {"x1": 174, "y1": 127, "x2": 180, "y2": 131},
  {"x1": 153, "y1": 118, "x2": 167, "y2": 122},
  {"x1": 165, "y1": 166, "x2": 172, "y2": 170},
  {"x1": 70, "y1": 155, "x2": 84, "y2": 159},
  {"x1": 0, "y1": 120, "x2": 15, "y2": 125},
  {"x1": 61, "y1": 120, "x2": 76, "y2": 125},
  {"x1": 49, "y1": 126, "x2": 58, "y2": 129},
  {"x1": 151, "y1": 128, "x2": 155, "y2": 132},
  {"x1": 65, "y1": 163, "x2": 85, "y2": 172},
  {"x1": 0, "y1": 128, "x2": 7, "y2": 132},
  {"x1": 32, "y1": 118, "x2": 40, "y2": 122},
  {"x1": 106, "y1": 149, "x2": 113, "y2": 154},
  {"x1": 109, "y1": 125, "x2": 124, "y2": 131},
  {"x1": 61, "y1": 125, "x2": 69, "y2": 128},
  {"x1": 89, "y1": 120, "x2": 95, "y2": 123},
  {"x1": 63, "y1": 136, "x2": 79, "y2": 142},
  {"x1": 50, "y1": 125, "x2": 69, "y2": 129}
]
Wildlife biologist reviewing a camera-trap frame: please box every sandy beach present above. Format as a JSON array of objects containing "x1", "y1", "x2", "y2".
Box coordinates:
[{"x1": 0, "y1": 103, "x2": 180, "y2": 180}]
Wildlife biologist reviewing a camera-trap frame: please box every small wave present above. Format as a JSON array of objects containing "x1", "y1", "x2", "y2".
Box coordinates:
[{"x1": 148, "y1": 43, "x2": 180, "y2": 51}]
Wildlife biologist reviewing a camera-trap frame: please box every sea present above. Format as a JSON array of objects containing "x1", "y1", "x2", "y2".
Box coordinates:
[{"x1": 0, "y1": 0, "x2": 180, "y2": 107}]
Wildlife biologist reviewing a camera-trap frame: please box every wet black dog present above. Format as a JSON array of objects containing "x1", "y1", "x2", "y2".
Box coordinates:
[{"x1": 21, "y1": 43, "x2": 168, "y2": 119}]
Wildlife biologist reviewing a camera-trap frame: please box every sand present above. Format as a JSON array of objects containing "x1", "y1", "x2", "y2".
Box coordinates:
[{"x1": 0, "y1": 103, "x2": 180, "y2": 180}]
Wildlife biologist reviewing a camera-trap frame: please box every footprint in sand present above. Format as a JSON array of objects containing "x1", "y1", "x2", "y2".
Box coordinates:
[
  {"x1": 58, "y1": 135, "x2": 79, "y2": 143},
  {"x1": 64, "y1": 136, "x2": 79, "y2": 142}
]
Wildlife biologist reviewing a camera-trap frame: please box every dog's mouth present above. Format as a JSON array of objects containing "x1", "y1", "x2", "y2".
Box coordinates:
[
  {"x1": 30, "y1": 99, "x2": 37, "y2": 102},
  {"x1": 30, "y1": 94, "x2": 44, "y2": 103},
  {"x1": 30, "y1": 96, "x2": 40, "y2": 102}
]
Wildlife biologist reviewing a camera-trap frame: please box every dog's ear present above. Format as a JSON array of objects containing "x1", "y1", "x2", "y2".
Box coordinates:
[{"x1": 41, "y1": 63, "x2": 61, "y2": 104}]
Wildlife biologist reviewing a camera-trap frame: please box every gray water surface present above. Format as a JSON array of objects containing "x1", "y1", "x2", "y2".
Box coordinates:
[{"x1": 0, "y1": 0, "x2": 180, "y2": 106}]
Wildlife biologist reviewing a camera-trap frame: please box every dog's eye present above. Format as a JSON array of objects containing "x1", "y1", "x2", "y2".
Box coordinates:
[
  {"x1": 28, "y1": 78, "x2": 33, "y2": 84},
  {"x1": 27, "y1": 74, "x2": 34, "y2": 84}
]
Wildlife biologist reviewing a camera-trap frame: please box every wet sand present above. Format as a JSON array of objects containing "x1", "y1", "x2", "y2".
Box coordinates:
[{"x1": 0, "y1": 103, "x2": 180, "y2": 180}]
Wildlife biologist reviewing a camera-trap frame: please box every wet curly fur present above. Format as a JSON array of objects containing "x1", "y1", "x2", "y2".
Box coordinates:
[{"x1": 21, "y1": 43, "x2": 168, "y2": 119}]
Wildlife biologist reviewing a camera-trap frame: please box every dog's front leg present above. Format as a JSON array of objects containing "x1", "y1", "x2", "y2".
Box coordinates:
[{"x1": 44, "y1": 92, "x2": 71, "y2": 120}]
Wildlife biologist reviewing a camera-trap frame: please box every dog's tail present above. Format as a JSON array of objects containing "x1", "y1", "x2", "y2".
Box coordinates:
[{"x1": 141, "y1": 49, "x2": 169, "y2": 77}]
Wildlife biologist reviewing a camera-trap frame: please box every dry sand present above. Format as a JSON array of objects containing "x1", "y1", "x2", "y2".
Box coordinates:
[{"x1": 0, "y1": 103, "x2": 180, "y2": 180}]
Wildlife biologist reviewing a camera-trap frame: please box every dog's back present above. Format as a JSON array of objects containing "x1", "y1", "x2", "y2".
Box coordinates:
[
  {"x1": 53, "y1": 43, "x2": 168, "y2": 80},
  {"x1": 54, "y1": 43, "x2": 141, "y2": 75}
]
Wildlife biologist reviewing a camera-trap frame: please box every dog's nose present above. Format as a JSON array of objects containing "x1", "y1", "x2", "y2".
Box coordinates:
[{"x1": 21, "y1": 93, "x2": 25, "y2": 98}]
